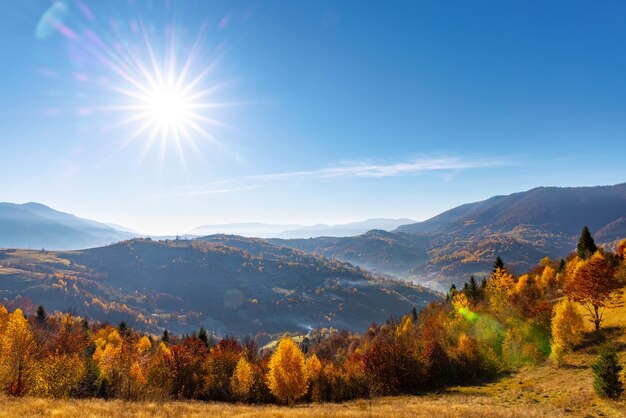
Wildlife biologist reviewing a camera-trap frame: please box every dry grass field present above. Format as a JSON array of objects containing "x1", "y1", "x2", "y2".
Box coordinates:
[{"x1": 1, "y1": 293, "x2": 625, "y2": 418}]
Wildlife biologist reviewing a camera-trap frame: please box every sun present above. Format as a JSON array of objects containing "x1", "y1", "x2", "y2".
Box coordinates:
[
  {"x1": 111, "y1": 51, "x2": 225, "y2": 162},
  {"x1": 67, "y1": 13, "x2": 233, "y2": 165},
  {"x1": 132, "y1": 82, "x2": 200, "y2": 145},
  {"x1": 145, "y1": 86, "x2": 191, "y2": 127}
]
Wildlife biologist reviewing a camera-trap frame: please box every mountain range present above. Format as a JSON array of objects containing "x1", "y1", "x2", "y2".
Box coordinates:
[
  {"x1": 188, "y1": 218, "x2": 415, "y2": 238},
  {"x1": 0, "y1": 202, "x2": 135, "y2": 250},
  {"x1": 1, "y1": 182, "x2": 625, "y2": 314},
  {"x1": 272, "y1": 184, "x2": 626, "y2": 289}
]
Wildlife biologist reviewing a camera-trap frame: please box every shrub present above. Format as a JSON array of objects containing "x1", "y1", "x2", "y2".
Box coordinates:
[{"x1": 592, "y1": 343, "x2": 623, "y2": 399}]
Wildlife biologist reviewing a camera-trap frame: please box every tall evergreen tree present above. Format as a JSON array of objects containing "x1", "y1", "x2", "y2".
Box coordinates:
[
  {"x1": 198, "y1": 327, "x2": 209, "y2": 347},
  {"x1": 493, "y1": 256, "x2": 505, "y2": 272},
  {"x1": 468, "y1": 276, "x2": 479, "y2": 300},
  {"x1": 161, "y1": 329, "x2": 169, "y2": 343},
  {"x1": 577, "y1": 226, "x2": 598, "y2": 259},
  {"x1": 117, "y1": 321, "x2": 128, "y2": 336},
  {"x1": 448, "y1": 284, "x2": 458, "y2": 301},
  {"x1": 35, "y1": 305, "x2": 47, "y2": 326},
  {"x1": 592, "y1": 342, "x2": 624, "y2": 399}
]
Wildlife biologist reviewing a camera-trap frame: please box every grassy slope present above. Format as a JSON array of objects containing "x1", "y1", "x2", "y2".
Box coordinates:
[{"x1": 1, "y1": 293, "x2": 625, "y2": 417}]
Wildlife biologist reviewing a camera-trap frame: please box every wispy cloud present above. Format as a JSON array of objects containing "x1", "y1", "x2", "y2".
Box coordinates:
[
  {"x1": 176, "y1": 185, "x2": 261, "y2": 196},
  {"x1": 178, "y1": 155, "x2": 509, "y2": 196},
  {"x1": 252, "y1": 156, "x2": 503, "y2": 181}
]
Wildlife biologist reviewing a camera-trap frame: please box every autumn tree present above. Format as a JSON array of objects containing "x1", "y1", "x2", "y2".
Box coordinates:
[
  {"x1": 0, "y1": 305, "x2": 7, "y2": 332},
  {"x1": 0, "y1": 309, "x2": 36, "y2": 395},
  {"x1": 617, "y1": 239, "x2": 626, "y2": 260},
  {"x1": 549, "y1": 298, "x2": 584, "y2": 366},
  {"x1": 363, "y1": 332, "x2": 422, "y2": 395},
  {"x1": 170, "y1": 337, "x2": 208, "y2": 399},
  {"x1": 32, "y1": 352, "x2": 85, "y2": 398},
  {"x1": 486, "y1": 267, "x2": 516, "y2": 316},
  {"x1": 565, "y1": 252, "x2": 623, "y2": 332},
  {"x1": 204, "y1": 337, "x2": 241, "y2": 400},
  {"x1": 304, "y1": 354, "x2": 323, "y2": 401},
  {"x1": 266, "y1": 336, "x2": 308, "y2": 404},
  {"x1": 129, "y1": 336, "x2": 152, "y2": 397},
  {"x1": 576, "y1": 226, "x2": 597, "y2": 259},
  {"x1": 93, "y1": 328, "x2": 124, "y2": 397},
  {"x1": 230, "y1": 355, "x2": 255, "y2": 401},
  {"x1": 144, "y1": 342, "x2": 173, "y2": 401}
]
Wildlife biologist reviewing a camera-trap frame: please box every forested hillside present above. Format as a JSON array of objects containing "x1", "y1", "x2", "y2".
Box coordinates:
[
  {"x1": 275, "y1": 184, "x2": 626, "y2": 289},
  {"x1": 0, "y1": 238, "x2": 437, "y2": 335},
  {"x1": 0, "y1": 230, "x2": 624, "y2": 413}
]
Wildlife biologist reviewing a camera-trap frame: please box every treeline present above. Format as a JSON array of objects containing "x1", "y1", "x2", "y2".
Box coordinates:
[{"x1": 0, "y1": 228, "x2": 624, "y2": 403}]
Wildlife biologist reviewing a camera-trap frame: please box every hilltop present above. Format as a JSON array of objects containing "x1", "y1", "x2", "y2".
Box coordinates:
[{"x1": 0, "y1": 237, "x2": 438, "y2": 335}]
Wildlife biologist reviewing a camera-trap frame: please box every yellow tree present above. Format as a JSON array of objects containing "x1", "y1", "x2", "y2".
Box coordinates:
[
  {"x1": 266, "y1": 336, "x2": 308, "y2": 404},
  {"x1": 31, "y1": 352, "x2": 86, "y2": 398},
  {"x1": 93, "y1": 328, "x2": 128, "y2": 397},
  {"x1": 230, "y1": 355, "x2": 255, "y2": 401},
  {"x1": 565, "y1": 252, "x2": 624, "y2": 332},
  {"x1": 305, "y1": 354, "x2": 322, "y2": 381},
  {"x1": 0, "y1": 304, "x2": 7, "y2": 333},
  {"x1": 0, "y1": 308, "x2": 36, "y2": 395},
  {"x1": 305, "y1": 353, "x2": 323, "y2": 401},
  {"x1": 129, "y1": 336, "x2": 152, "y2": 397},
  {"x1": 549, "y1": 298, "x2": 584, "y2": 366},
  {"x1": 486, "y1": 267, "x2": 516, "y2": 316},
  {"x1": 144, "y1": 342, "x2": 173, "y2": 401}
]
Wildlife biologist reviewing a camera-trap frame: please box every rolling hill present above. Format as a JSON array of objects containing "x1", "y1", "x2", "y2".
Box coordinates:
[
  {"x1": 0, "y1": 202, "x2": 136, "y2": 250},
  {"x1": 275, "y1": 184, "x2": 626, "y2": 290},
  {"x1": 0, "y1": 237, "x2": 439, "y2": 335}
]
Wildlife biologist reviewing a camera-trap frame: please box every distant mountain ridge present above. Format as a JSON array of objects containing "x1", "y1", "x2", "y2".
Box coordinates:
[
  {"x1": 395, "y1": 184, "x2": 626, "y2": 236},
  {"x1": 189, "y1": 218, "x2": 415, "y2": 238},
  {"x1": 275, "y1": 184, "x2": 626, "y2": 290},
  {"x1": 0, "y1": 202, "x2": 136, "y2": 250},
  {"x1": 2, "y1": 183, "x2": 626, "y2": 292}
]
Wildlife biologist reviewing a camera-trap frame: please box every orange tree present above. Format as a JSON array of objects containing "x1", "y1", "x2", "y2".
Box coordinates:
[{"x1": 565, "y1": 252, "x2": 624, "y2": 332}]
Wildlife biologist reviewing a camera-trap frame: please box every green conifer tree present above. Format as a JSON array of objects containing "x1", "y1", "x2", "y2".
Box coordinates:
[
  {"x1": 493, "y1": 256, "x2": 505, "y2": 272},
  {"x1": 448, "y1": 284, "x2": 458, "y2": 301},
  {"x1": 468, "y1": 276, "x2": 479, "y2": 300},
  {"x1": 35, "y1": 305, "x2": 47, "y2": 325},
  {"x1": 592, "y1": 342, "x2": 624, "y2": 399},
  {"x1": 198, "y1": 327, "x2": 209, "y2": 347},
  {"x1": 577, "y1": 226, "x2": 598, "y2": 259}
]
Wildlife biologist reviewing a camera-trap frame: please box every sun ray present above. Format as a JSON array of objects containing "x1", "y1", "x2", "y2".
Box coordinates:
[{"x1": 65, "y1": 7, "x2": 234, "y2": 167}]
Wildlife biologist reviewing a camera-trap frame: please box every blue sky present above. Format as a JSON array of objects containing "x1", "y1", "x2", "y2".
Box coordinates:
[{"x1": 1, "y1": 0, "x2": 626, "y2": 234}]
